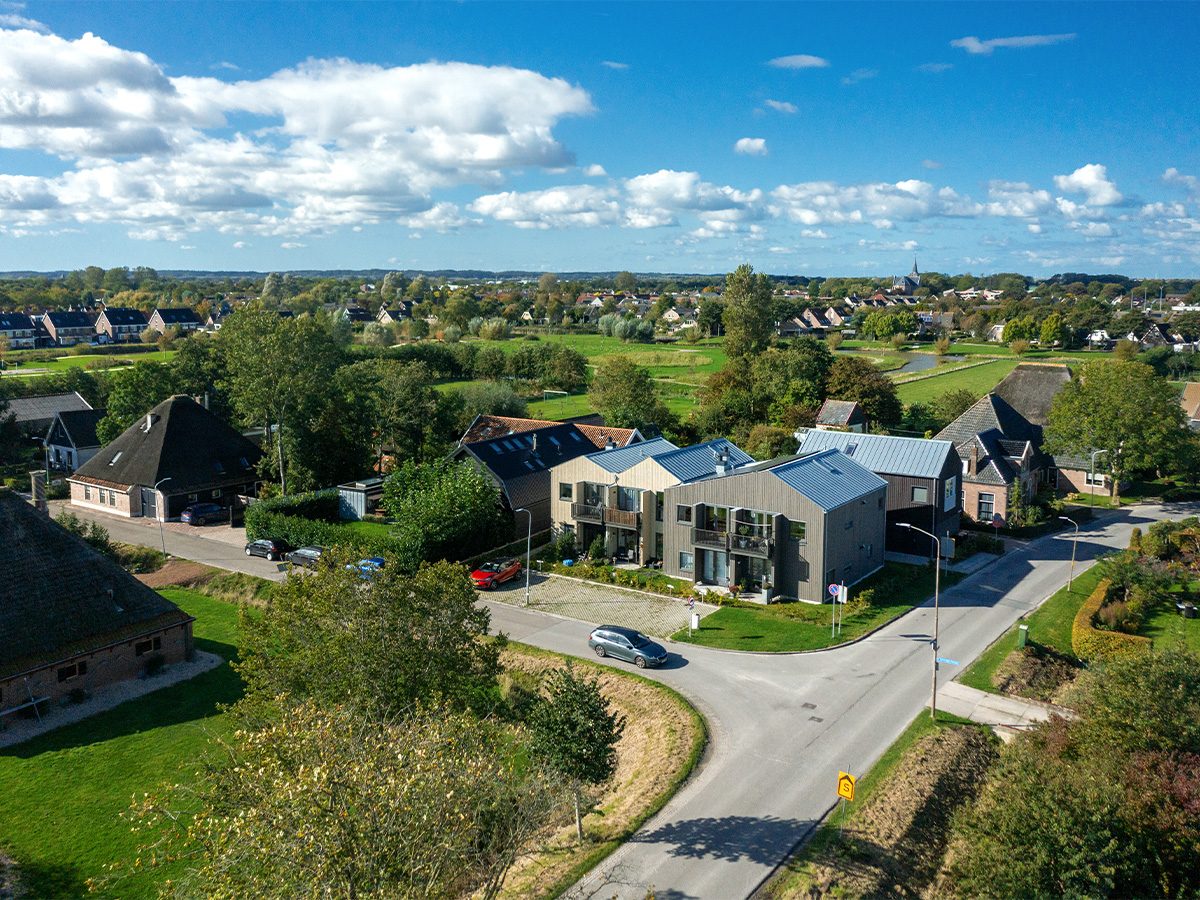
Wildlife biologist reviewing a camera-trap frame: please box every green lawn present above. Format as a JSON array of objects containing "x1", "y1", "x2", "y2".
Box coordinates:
[
  {"x1": 0, "y1": 589, "x2": 243, "y2": 898},
  {"x1": 672, "y1": 563, "x2": 961, "y2": 652},
  {"x1": 959, "y1": 563, "x2": 1105, "y2": 692},
  {"x1": 3, "y1": 350, "x2": 177, "y2": 376},
  {"x1": 1142, "y1": 602, "x2": 1200, "y2": 654},
  {"x1": 896, "y1": 359, "x2": 1021, "y2": 406}
]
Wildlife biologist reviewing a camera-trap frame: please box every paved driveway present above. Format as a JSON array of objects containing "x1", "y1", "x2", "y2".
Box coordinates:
[{"x1": 54, "y1": 497, "x2": 1190, "y2": 898}]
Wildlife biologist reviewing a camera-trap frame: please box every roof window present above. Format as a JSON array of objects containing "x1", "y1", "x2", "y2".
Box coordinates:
[
  {"x1": 108, "y1": 451, "x2": 123, "y2": 466},
  {"x1": 212, "y1": 460, "x2": 226, "y2": 474}
]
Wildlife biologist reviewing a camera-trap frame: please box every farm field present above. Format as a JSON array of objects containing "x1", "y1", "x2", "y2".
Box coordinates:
[{"x1": 896, "y1": 359, "x2": 1021, "y2": 406}]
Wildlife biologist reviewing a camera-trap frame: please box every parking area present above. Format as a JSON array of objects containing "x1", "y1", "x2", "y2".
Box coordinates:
[{"x1": 486, "y1": 571, "x2": 719, "y2": 638}]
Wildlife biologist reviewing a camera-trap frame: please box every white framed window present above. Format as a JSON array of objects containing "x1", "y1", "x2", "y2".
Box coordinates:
[
  {"x1": 679, "y1": 551, "x2": 694, "y2": 572},
  {"x1": 83, "y1": 485, "x2": 91, "y2": 501},
  {"x1": 676, "y1": 504, "x2": 693, "y2": 525},
  {"x1": 978, "y1": 492, "x2": 995, "y2": 520},
  {"x1": 911, "y1": 485, "x2": 929, "y2": 504},
  {"x1": 1085, "y1": 471, "x2": 1105, "y2": 486}
]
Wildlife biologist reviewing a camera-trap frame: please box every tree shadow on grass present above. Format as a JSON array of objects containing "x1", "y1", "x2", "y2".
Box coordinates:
[
  {"x1": 10, "y1": 858, "x2": 87, "y2": 900},
  {"x1": 2, "y1": 638, "x2": 242, "y2": 760}
]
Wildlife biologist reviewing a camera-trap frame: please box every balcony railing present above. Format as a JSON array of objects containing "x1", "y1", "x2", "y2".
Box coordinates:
[
  {"x1": 605, "y1": 507, "x2": 639, "y2": 529},
  {"x1": 692, "y1": 527, "x2": 729, "y2": 549},
  {"x1": 730, "y1": 531, "x2": 773, "y2": 557},
  {"x1": 571, "y1": 502, "x2": 604, "y2": 523}
]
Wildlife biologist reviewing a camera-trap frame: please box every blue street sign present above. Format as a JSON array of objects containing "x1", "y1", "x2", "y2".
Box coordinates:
[
  {"x1": 828, "y1": 583, "x2": 840, "y2": 597},
  {"x1": 936, "y1": 657, "x2": 960, "y2": 666}
]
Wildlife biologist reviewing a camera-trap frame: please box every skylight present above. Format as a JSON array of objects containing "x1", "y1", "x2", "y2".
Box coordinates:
[{"x1": 108, "y1": 451, "x2": 122, "y2": 466}]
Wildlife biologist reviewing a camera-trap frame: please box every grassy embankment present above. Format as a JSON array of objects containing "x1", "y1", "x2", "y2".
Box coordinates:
[
  {"x1": 672, "y1": 562, "x2": 962, "y2": 652},
  {"x1": 1, "y1": 350, "x2": 177, "y2": 377}
]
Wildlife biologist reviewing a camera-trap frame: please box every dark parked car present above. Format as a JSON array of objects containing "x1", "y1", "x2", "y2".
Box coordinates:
[
  {"x1": 180, "y1": 502, "x2": 224, "y2": 526},
  {"x1": 286, "y1": 546, "x2": 325, "y2": 569},
  {"x1": 245, "y1": 538, "x2": 290, "y2": 561},
  {"x1": 588, "y1": 625, "x2": 669, "y2": 669}
]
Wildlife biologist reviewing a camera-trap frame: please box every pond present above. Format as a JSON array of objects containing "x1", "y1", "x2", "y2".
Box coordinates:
[{"x1": 893, "y1": 352, "x2": 965, "y2": 373}]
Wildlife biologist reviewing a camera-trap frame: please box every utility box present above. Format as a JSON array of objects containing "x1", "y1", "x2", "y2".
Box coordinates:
[{"x1": 1017, "y1": 624, "x2": 1029, "y2": 649}]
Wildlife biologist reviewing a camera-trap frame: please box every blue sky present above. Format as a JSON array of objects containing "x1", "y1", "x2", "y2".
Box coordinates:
[{"x1": 0, "y1": 1, "x2": 1197, "y2": 276}]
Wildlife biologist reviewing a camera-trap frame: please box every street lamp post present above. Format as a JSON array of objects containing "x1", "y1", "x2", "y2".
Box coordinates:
[
  {"x1": 1089, "y1": 449, "x2": 1109, "y2": 508},
  {"x1": 515, "y1": 507, "x2": 532, "y2": 608},
  {"x1": 899, "y1": 522, "x2": 941, "y2": 721},
  {"x1": 1058, "y1": 515, "x2": 1079, "y2": 591},
  {"x1": 152, "y1": 477, "x2": 172, "y2": 557}
]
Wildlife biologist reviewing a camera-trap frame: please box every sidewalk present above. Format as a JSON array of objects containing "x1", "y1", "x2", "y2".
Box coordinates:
[{"x1": 933, "y1": 681, "x2": 1071, "y2": 741}]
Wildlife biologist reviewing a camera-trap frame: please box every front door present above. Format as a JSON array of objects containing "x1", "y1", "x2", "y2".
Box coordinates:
[{"x1": 140, "y1": 487, "x2": 157, "y2": 519}]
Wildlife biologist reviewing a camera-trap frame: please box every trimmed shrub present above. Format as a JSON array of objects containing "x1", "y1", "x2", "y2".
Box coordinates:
[{"x1": 1071, "y1": 579, "x2": 1152, "y2": 662}]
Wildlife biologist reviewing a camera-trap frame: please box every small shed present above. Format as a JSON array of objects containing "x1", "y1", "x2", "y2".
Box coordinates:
[{"x1": 338, "y1": 477, "x2": 384, "y2": 521}]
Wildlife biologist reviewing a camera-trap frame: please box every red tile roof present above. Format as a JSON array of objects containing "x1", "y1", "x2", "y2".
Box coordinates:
[{"x1": 460, "y1": 415, "x2": 639, "y2": 450}]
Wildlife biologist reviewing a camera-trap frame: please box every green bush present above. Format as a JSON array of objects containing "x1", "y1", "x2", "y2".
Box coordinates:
[
  {"x1": 587, "y1": 534, "x2": 606, "y2": 560},
  {"x1": 245, "y1": 489, "x2": 401, "y2": 559}
]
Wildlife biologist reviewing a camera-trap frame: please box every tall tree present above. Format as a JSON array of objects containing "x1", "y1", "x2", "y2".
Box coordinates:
[
  {"x1": 587, "y1": 357, "x2": 674, "y2": 434},
  {"x1": 528, "y1": 664, "x2": 625, "y2": 843},
  {"x1": 825, "y1": 356, "x2": 902, "y2": 427},
  {"x1": 721, "y1": 264, "x2": 775, "y2": 359},
  {"x1": 1045, "y1": 360, "x2": 1187, "y2": 502},
  {"x1": 96, "y1": 362, "x2": 177, "y2": 445},
  {"x1": 613, "y1": 271, "x2": 637, "y2": 294}
]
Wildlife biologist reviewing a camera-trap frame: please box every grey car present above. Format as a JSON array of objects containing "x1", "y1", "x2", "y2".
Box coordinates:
[{"x1": 588, "y1": 625, "x2": 669, "y2": 669}]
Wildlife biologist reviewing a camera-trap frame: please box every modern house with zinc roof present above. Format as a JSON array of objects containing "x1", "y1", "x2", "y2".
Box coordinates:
[
  {"x1": 0, "y1": 490, "x2": 194, "y2": 720},
  {"x1": 550, "y1": 438, "x2": 752, "y2": 565},
  {"x1": 69, "y1": 395, "x2": 262, "y2": 521},
  {"x1": 45, "y1": 407, "x2": 106, "y2": 472},
  {"x1": 796, "y1": 430, "x2": 961, "y2": 558},
  {"x1": 661, "y1": 448, "x2": 887, "y2": 602}
]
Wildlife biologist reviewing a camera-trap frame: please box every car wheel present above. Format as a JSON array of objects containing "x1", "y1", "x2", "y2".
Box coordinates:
[
  {"x1": 245, "y1": 548, "x2": 252, "y2": 556},
  {"x1": 635, "y1": 655, "x2": 647, "y2": 669},
  {"x1": 196, "y1": 517, "x2": 206, "y2": 526},
  {"x1": 594, "y1": 645, "x2": 606, "y2": 658}
]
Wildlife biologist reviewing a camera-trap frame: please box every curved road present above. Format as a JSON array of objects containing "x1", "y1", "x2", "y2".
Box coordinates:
[
  {"x1": 55, "y1": 499, "x2": 1185, "y2": 898},
  {"x1": 487, "y1": 503, "x2": 1183, "y2": 899}
]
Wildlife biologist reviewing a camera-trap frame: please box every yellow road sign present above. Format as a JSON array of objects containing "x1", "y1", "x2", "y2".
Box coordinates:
[{"x1": 837, "y1": 770, "x2": 856, "y2": 802}]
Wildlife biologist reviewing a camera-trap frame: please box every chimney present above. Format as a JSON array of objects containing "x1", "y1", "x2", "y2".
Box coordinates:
[
  {"x1": 145, "y1": 412, "x2": 153, "y2": 431},
  {"x1": 30, "y1": 470, "x2": 47, "y2": 514},
  {"x1": 531, "y1": 433, "x2": 538, "y2": 454},
  {"x1": 605, "y1": 437, "x2": 617, "y2": 450},
  {"x1": 969, "y1": 443, "x2": 979, "y2": 475},
  {"x1": 714, "y1": 447, "x2": 729, "y2": 477}
]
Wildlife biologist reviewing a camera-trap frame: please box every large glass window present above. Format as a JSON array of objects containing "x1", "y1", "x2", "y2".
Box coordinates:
[
  {"x1": 978, "y1": 492, "x2": 995, "y2": 520},
  {"x1": 655, "y1": 492, "x2": 664, "y2": 522},
  {"x1": 679, "y1": 551, "x2": 694, "y2": 572},
  {"x1": 790, "y1": 520, "x2": 807, "y2": 543},
  {"x1": 704, "y1": 505, "x2": 729, "y2": 532},
  {"x1": 911, "y1": 485, "x2": 929, "y2": 504},
  {"x1": 617, "y1": 486, "x2": 641, "y2": 512},
  {"x1": 676, "y1": 504, "x2": 693, "y2": 525},
  {"x1": 559, "y1": 482, "x2": 573, "y2": 500},
  {"x1": 583, "y1": 482, "x2": 604, "y2": 506}
]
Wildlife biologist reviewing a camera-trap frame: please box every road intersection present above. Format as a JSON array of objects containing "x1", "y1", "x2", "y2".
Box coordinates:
[{"x1": 55, "y1": 499, "x2": 1186, "y2": 898}]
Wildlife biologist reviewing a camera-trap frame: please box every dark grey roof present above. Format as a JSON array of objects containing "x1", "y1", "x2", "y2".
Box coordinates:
[
  {"x1": 71, "y1": 395, "x2": 263, "y2": 492},
  {"x1": 456, "y1": 422, "x2": 599, "y2": 483},
  {"x1": 45, "y1": 310, "x2": 93, "y2": 329},
  {"x1": 797, "y1": 430, "x2": 955, "y2": 479},
  {"x1": 49, "y1": 408, "x2": 106, "y2": 450},
  {"x1": 0, "y1": 491, "x2": 191, "y2": 680},
  {"x1": 153, "y1": 307, "x2": 201, "y2": 324},
  {"x1": 101, "y1": 307, "x2": 148, "y2": 326},
  {"x1": 991, "y1": 363, "x2": 1071, "y2": 429},
  {"x1": 0, "y1": 312, "x2": 33, "y2": 331},
  {"x1": 815, "y1": 399, "x2": 864, "y2": 426},
  {"x1": 7, "y1": 392, "x2": 92, "y2": 425}
]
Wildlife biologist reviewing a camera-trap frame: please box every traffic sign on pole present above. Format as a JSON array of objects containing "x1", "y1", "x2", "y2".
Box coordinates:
[
  {"x1": 837, "y1": 771, "x2": 856, "y2": 802},
  {"x1": 828, "y1": 583, "x2": 840, "y2": 598}
]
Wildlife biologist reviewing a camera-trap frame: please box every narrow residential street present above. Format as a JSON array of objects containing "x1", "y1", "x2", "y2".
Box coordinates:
[{"x1": 58, "y1": 499, "x2": 1191, "y2": 898}]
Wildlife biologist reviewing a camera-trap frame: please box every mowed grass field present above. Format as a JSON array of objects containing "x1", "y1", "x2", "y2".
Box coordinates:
[
  {"x1": 896, "y1": 359, "x2": 1021, "y2": 406},
  {"x1": 2, "y1": 350, "x2": 177, "y2": 376}
]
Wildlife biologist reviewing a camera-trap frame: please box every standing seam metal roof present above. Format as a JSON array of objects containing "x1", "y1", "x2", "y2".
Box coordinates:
[
  {"x1": 655, "y1": 439, "x2": 755, "y2": 483},
  {"x1": 586, "y1": 437, "x2": 678, "y2": 473},
  {"x1": 797, "y1": 430, "x2": 953, "y2": 479},
  {"x1": 769, "y1": 448, "x2": 888, "y2": 511}
]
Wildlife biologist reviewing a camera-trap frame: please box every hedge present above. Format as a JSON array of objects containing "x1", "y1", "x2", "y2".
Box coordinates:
[
  {"x1": 245, "y1": 489, "x2": 404, "y2": 559},
  {"x1": 1071, "y1": 578, "x2": 1152, "y2": 662}
]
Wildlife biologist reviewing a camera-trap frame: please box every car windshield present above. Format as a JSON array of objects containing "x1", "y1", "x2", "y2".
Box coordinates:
[
  {"x1": 478, "y1": 562, "x2": 499, "y2": 573},
  {"x1": 631, "y1": 633, "x2": 652, "y2": 647}
]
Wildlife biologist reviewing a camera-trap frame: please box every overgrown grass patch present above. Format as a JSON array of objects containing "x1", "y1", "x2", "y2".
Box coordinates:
[
  {"x1": 896, "y1": 359, "x2": 1021, "y2": 405},
  {"x1": 959, "y1": 563, "x2": 1105, "y2": 693}
]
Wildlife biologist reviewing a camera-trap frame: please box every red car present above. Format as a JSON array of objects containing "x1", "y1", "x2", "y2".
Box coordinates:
[{"x1": 471, "y1": 558, "x2": 521, "y2": 590}]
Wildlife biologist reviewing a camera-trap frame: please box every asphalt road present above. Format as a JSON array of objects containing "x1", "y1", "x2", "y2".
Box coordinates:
[{"x1": 55, "y1": 499, "x2": 1189, "y2": 898}]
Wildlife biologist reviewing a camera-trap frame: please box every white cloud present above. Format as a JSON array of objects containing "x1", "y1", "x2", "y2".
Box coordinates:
[
  {"x1": 469, "y1": 185, "x2": 620, "y2": 229},
  {"x1": 922, "y1": 159, "x2": 943, "y2": 170},
  {"x1": 584, "y1": 163, "x2": 608, "y2": 177},
  {"x1": 0, "y1": 27, "x2": 596, "y2": 238},
  {"x1": 801, "y1": 228, "x2": 829, "y2": 239},
  {"x1": 917, "y1": 62, "x2": 953, "y2": 73},
  {"x1": 951, "y1": 33, "x2": 1076, "y2": 55},
  {"x1": 1026, "y1": 223, "x2": 1042, "y2": 234},
  {"x1": 233, "y1": 240, "x2": 246, "y2": 248},
  {"x1": 841, "y1": 68, "x2": 878, "y2": 86},
  {"x1": 0, "y1": 11, "x2": 46, "y2": 31},
  {"x1": 601, "y1": 60, "x2": 628, "y2": 70},
  {"x1": 280, "y1": 241, "x2": 305, "y2": 249},
  {"x1": 1164, "y1": 167, "x2": 1200, "y2": 197},
  {"x1": 1069, "y1": 220, "x2": 1114, "y2": 237},
  {"x1": 402, "y1": 202, "x2": 479, "y2": 233},
  {"x1": 1140, "y1": 201, "x2": 1186, "y2": 218},
  {"x1": 764, "y1": 99, "x2": 797, "y2": 114},
  {"x1": 210, "y1": 60, "x2": 239, "y2": 71},
  {"x1": 734, "y1": 137, "x2": 768, "y2": 156},
  {"x1": 770, "y1": 178, "x2": 978, "y2": 226},
  {"x1": 1053, "y1": 163, "x2": 1122, "y2": 206},
  {"x1": 984, "y1": 180, "x2": 1052, "y2": 217},
  {"x1": 767, "y1": 54, "x2": 829, "y2": 69},
  {"x1": 623, "y1": 169, "x2": 762, "y2": 231}
]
